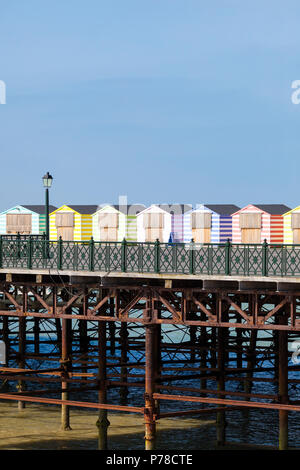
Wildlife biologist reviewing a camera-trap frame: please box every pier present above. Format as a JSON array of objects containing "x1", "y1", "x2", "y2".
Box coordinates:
[{"x1": 0, "y1": 238, "x2": 299, "y2": 449}]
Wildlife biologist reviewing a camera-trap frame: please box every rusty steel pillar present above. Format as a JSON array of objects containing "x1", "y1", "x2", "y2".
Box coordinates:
[
  {"x1": 153, "y1": 323, "x2": 161, "y2": 414},
  {"x1": 210, "y1": 326, "x2": 217, "y2": 369},
  {"x1": 79, "y1": 313, "x2": 88, "y2": 374},
  {"x1": 120, "y1": 322, "x2": 129, "y2": 404},
  {"x1": 244, "y1": 329, "x2": 257, "y2": 397},
  {"x1": 2, "y1": 316, "x2": 9, "y2": 367},
  {"x1": 144, "y1": 323, "x2": 156, "y2": 450},
  {"x1": 108, "y1": 297, "x2": 116, "y2": 356},
  {"x1": 17, "y1": 316, "x2": 26, "y2": 410},
  {"x1": 278, "y1": 315, "x2": 288, "y2": 450},
  {"x1": 236, "y1": 308, "x2": 243, "y2": 368},
  {"x1": 33, "y1": 317, "x2": 40, "y2": 354},
  {"x1": 60, "y1": 317, "x2": 72, "y2": 430},
  {"x1": 189, "y1": 325, "x2": 196, "y2": 362},
  {"x1": 96, "y1": 320, "x2": 110, "y2": 450},
  {"x1": 200, "y1": 311, "x2": 208, "y2": 393},
  {"x1": 216, "y1": 326, "x2": 226, "y2": 447}
]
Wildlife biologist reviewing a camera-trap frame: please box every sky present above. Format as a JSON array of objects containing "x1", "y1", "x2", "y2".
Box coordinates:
[{"x1": 0, "y1": 1, "x2": 300, "y2": 210}]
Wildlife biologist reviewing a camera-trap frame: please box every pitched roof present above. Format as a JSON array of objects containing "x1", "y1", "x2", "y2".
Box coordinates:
[
  {"x1": 22, "y1": 205, "x2": 57, "y2": 214},
  {"x1": 111, "y1": 204, "x2": 146, "y2": 215},
  {"x1": 156, "y1": 204, "x2": 193, "y2": 214},
  {"x1": 252, "y1": 204, "x2": 291, "y2": 215},
  {"x1": 66, "y1": 205, "x2": 99, "y2": 214},
  {"x1": 204, "y1": 204, "x2": 240, "y2": 215}
]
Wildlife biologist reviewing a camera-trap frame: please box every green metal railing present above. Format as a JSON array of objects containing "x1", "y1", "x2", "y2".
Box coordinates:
[{"x1": 0, "y1": 236, "x2": 300, "y2": 277}]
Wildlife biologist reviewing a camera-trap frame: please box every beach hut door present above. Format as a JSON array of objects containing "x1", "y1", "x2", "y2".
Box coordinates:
[
  {"x1": 56, "y1": 212, "x2": 74, "y2": 240},
  {"x1": 291, "y1": 213, "x2": 300, "y2": 243},
  {"x1": 6, "y1": 214, "x2": 32, "y2": 234},
  {"x1": 240, "y1": 213, "x2": 261, "y2": 243},
  {"x1": 99, "y1": 213, "x2": 119, "y2": 241},
  {"x1": 144, "y1": 213, "x2": 164, "y2": 242},
  {"x1": 191, "y1": 213, "x2": 211, "y2": 243}
]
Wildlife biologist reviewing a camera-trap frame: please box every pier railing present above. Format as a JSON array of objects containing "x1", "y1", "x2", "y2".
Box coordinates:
[{"x1": 0, "y1": 237, "x2": 300, "y2": 277}]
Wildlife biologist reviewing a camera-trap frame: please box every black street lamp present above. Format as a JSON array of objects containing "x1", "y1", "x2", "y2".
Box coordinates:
[{"x1": 42, "y1": 172, "x2": 53, "y2": 241}]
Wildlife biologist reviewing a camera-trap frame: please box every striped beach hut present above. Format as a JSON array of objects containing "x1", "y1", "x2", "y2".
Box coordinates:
[
  {"x1": 92, "y1": 204, "x2": 145, "y2": 242},
  {"x1": 232, "y1": 204, "x2": 290, "y2": 244},
  {"x1": 137, "y1": 204, "x2": 191, "y2": 243},
  {"x1": 184, "y1": 204, "x2": 240, "y2": 243},
  {"x1": 0, "y1": 205, "x2": 57, "y2": 235},
  {"x1": 49, "y1": 205, "x2": 98, "y2": 241},
  {"x1": 283, "y1": 206, "x2": 300, "y2": 244}
]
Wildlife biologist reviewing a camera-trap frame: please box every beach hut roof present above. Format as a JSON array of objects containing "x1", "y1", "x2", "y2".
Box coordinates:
[
  {"x1": 138, "y1": 204, "x2": 192, "y2": 216},
  {"x1": 56, "y1": 205, "x2": 98, "y2": 214},
  {"x1": 0, "y1": 204, "x2": 57, "y2": 215},
  {"x1": 232, "y1": 204, "x2": 291, "y2": 216},
  {"x1": 22, "y1": 205, "x2": 57, "y2": 214},
  {"x1": 204, "y1": 204, "x2": 240, "y2": 215},
  {"x1": 94, "y1": 204, "x2": 146, "y2": 216},
  {"x1": 283, "y1": 205, "x2": 300, "y2": 216},
  {"x1": 253, "y1": 204, "x2": 291, "y2": 215}
]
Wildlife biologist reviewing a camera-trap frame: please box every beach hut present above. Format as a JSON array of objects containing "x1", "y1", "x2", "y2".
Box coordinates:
[
  {"x1": 282, "y1": 206, "x2": 300, "y2": 244},
  {"x1": 137, "y1": 204, "x2": 192, "y2": 243},
  {"x1": 92, "y1": 204, "x2": 146, "y2": 242},
  {"x1": 184, "y1": 204, "x2": 240, "y2": 243},
  {"x1": 0, "y1": 204, "x2": 57, "y2": 235},
  {"x1": 231, "y1": 204, "x2": 290, "y2": 244},
  {"x1": 49, "y1": 205, "x2": 98, "y2": 241}
]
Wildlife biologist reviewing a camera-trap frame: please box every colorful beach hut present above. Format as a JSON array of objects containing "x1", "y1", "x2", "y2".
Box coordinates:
[
  {"x1": 92, "y1": 204, "x2": 145, "y2": 242},
  {"x1": 283, "y1": 206, "x2": 300, "y2": 244},
  {"x1": 0, "y1": 205, "x2": 57, "y2": 235},
  {"x1": 184, "y1": 204, "x2": 240, "y2": 243},
  {"x1": 49, "y1": 205, "x2": 98, "y2": 241},
  {"x1": 137, "y1": 204, "x2": 192, "y2": 243},
  {"x1": 231, "y1": 204, "x2": 290, "y2": 244}
]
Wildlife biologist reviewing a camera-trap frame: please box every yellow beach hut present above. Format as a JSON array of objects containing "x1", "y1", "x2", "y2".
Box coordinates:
[
  {"x1": 283, "y1": 206, "x2": 300, "y2": 244},
  {"x1": 49, "y1": 205, "x2": 98, "y2": 241}
]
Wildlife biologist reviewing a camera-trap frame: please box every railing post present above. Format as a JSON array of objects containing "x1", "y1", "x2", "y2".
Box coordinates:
[
  {"x1": 58, "y1": 236, "x2": 63, "y2": 270},
  {"x1": 0, "y1": 235, "x2": 2, "y2": 268},
  {"x1": 42, "y1": 232, "x2": 47, "y2": 259},
  {"x1": 89, "y1": 237, "x2": 94, "y2": 272},
  {"x1": 189, "y1": 238, "x2": 195, "y2": 274},
  {"x1": 27, "y1": 236, "x2": 32, "y2": 269},
  {"x1": 262, "y1": 239, "x2": 268, "y2": 276},
  {"x1": 17, "y1": 231, "x2": 21, "y2": 259},
  {"x1": 121, "y1": 238, "x2": 127, "y2": 273},
  {"x1": 154, "y1": 239, "x2": 160, "y2": 273},
  {"x1": 225, "y1": 239, "x2": 231, "y2": 275}
]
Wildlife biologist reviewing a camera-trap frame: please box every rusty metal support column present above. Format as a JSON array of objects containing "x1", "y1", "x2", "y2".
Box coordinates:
[
  {"x1": 96, "y1": 320, "x2": 110, "y2": 450},
  {"x1": 279, "y1": 315, "x2": 288, "y2": 450},
  {"x1": 2, "y1": 316, "x2": 9, "y2": 367},
  {"x1": 210, "y1": 326, "x2": 217, "y2": 369},
  {"x1": 79, "y1": 312, "x2": 88, "y2": 373},
  {"x1": 144, "y1": 323, "x2": 156, "y2": 450},
  {"x1": 236, "y1": 308, "x2": 243, "y2": 368},
  {"x1": 244, "y1": 329, "x2": 257, "y2": 396},
  {"x1": 34, "y1": 317, "x2": 40, "y2": 354},
  {"x1": 189, "y1": 325, "x2": 196, "y2": 362},
  {"x1": 200, "y1": 312, "x2": 207, "y2": 393},
  {"x1": 17, "y1": 316, "x2": 26, "y2": 410},
  {"x1": 120, "y1": 322, "x2": 129, "y2": 404},
  {"x1": 216, "y1": 325, "x2": 226, "y2": 446},
  {"x1": 60, "y1": 317, "x2": 71, "y2": 430}
]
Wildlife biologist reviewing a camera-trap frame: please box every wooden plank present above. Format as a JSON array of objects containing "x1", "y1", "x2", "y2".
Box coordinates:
[{"x1": 240, "y1": 213, "x2": 261, "y2": 229}]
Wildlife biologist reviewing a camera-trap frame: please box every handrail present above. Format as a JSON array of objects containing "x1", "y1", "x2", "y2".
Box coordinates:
[{"x1": 1, "y1": 237, "x2": 300, "y2": 277}]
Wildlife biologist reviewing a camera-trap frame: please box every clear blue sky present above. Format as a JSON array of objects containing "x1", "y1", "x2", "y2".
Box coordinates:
[{"x1": 0, "y1": 1, "x2": 300, "y2": 210}]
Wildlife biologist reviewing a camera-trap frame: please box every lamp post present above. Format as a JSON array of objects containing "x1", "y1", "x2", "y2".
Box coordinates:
[{"x1": 42, "y1": 172, "x2": 53, "y2": 241}]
